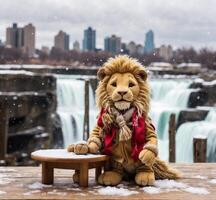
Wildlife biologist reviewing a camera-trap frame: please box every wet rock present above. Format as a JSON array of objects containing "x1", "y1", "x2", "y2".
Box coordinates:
[
  {"x1": 177, "y1": 109, "x2": 209, "y2": 128},
  {"x1": 188, "y1": 89, "x2": 208, "y2": 108}
]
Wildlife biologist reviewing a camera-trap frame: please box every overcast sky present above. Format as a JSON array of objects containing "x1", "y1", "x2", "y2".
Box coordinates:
[{"x1": 0, "y1": 0, "x2": 215, "y2": 50}]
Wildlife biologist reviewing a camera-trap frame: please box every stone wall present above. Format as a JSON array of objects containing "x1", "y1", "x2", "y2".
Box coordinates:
[{"x1": 0, "y1": 70, "x2": 59, "y2": 165}]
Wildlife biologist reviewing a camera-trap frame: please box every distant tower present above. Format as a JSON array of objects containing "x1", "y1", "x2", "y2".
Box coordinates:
[
  {"x1": 159, "y1": 45, "x2": 173, "y2": 61},
  {"x1": 104, "y1": 35, "x2": 121, "y2": 54},
  {"x1": 23, "y1": 23, "x2": 35, "y2": 57},
  {"x1": 6, "y1": 23, "x2": 23, "y2": 48},
  {"x1": 127, "y1": 41, "x2": 137, "y2": 55},
  {"x1": 54, "y1": 30, "x2": 70, "y2": 51},
  {"x1": 144, "y1": 30, "x2": 155, "y2": 54},
  {"x1": 82, "y1": 27, "x2": 96, "y2": 51},
  {"x1": 73, "y1": 40, "x2": 80, "y2": 51},
  {"x1": 0, "y1": 39, "x2": 4, "y2": 47},
  {"x1": 6, "y1": 23, "x2": 36, "y2": 57}
]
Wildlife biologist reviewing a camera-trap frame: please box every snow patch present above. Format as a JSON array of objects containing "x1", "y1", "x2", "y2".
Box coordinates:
[
  {"x1": 154, "y1": 179, "x2": 187, "y2": 189},
  {"x1": 209, "y1": 179, "x2": 216, "y2": 184},
  {"x1": 0, "y1": 191, "x2": 6, "y2": 195},
  {"x1": 32, "y1": 149, "x2": 105, "y2": 159},
  {"x1": 28, "y1": 182, "x2": 52, "y2": 189},
  {"x1": 47, "y1": 189, "x2": 67, "y2": 196},
  {"x1": 142, "y1": 186, "x2": 161, "y2": 194},
  {"x1": 66, "y1": 187, "x2": 81, "y2": 191},
  {"x1": 23, "y1": 190, "x2": 41, "y2": 196},
  {"x1": 97, "y1": 186, "x2": 139, "y2": 196},
  {"x1": 0, "y1": 168, "x2": 16, "y2": 172},
  {"x1": 183, "y1": 187, "x2": 209, "y2": 195},
  {"x1": 193, "y1": 175, "x2": 207, "y2": 179},
  {"x1": 0, "y1": 174, "x2": 13, "y2": 185}
]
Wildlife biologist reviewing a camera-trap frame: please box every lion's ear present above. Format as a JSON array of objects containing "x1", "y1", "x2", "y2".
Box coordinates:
[
  {"x1": 97, "y1": 67, "x2": 106, "y2": 80},
  {"x1": 138, "y1": 68, "x2": 147, "y2": 81}
]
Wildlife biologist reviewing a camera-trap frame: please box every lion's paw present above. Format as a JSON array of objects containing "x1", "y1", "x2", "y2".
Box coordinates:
[
  {"x1": 98, "y1": 171, "x2": 122, "y2": 186},
  {"x1": 74, "y1": 143, "x2": 88, "y2": 155},
  {"x1": 135, "y1": 171, "x2": 155, "y2": 186}
]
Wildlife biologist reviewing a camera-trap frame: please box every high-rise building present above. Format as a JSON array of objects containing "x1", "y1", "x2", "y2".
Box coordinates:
[
  {"x1": 23, "y1": 23, "x2": 35, "y2": 57},
  {"x1": 41, "y1": 46, "x2": 50, "y2": 55},
  {"x1": 127, "y1": 41, "x2": 137, "y2": 55},
  {"x1": 83, "y1": 27, "x2": 96, "y2": 51},
  {"x1": 120, "y1": 43, "x2": 129, "y2": 54},
  {"x1": 73, "y1": 40, "x2": 80, "y2": 51},
  {"x1": 0, "y1": 39, "x2": 4, "y2": 47},
  {"x1": 6, "y1": 23, "x2": 35, "y2": 57},
  {"x1": 159, "y1": 45, "x2": 173, "y2": 61},
  {"x1": 144, "y1": 30, "x2": 155, "y2": 54},
  {"x1": 104, "y1": 35, "x2": 121, "y2": 54},
  {"x1": 136, "y1": 44, "x2": 144, "y2": 55},
  {"x1": 6, "y1": 23, "x2": 23, "y2": 48},
  {"x1": 54, "y1": 30, "x2": 70, "y2": 51}
]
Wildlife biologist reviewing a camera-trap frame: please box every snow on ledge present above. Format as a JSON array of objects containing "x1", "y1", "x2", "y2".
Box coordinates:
[{"x1": 31, "y1": 149, "x2": 105, "y2": 159}]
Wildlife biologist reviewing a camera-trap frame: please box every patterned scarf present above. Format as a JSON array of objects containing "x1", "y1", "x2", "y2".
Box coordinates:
[{"x1": 97, "y1": 107, "x2": 146, "y2": 161}]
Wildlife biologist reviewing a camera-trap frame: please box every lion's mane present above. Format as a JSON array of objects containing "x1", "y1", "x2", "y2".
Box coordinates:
[{"x1": 96, "y1": 55, "x2": 150, "y2": 116}]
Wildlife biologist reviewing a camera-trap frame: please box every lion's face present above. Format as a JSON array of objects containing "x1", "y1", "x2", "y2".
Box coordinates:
[
  {"x1": 106, "y1": 72, "x2": 140, "y2": 110},
  {"x1": 96, "y1": 55, "x2": 150, "y2": 116}
]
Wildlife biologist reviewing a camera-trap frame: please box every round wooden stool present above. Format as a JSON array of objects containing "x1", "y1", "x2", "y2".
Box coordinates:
[{"x1": 31, "y1": 149, "x2": 109, "y2": 187}]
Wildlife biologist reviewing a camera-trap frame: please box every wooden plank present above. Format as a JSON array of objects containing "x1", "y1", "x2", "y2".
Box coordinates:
[
  {"x1": 169, "y1": 113, "x2": 176, "y2": 162},
  {"x1": 0, "y1": 164, "x2": 216, "y2": 199},
  {"x1": 83, "y1": 80, "x2": 90, "y2": 141},
  {"x1": 0, "y1": 104, "x2": 8, "y2": 162},
  {"x1": 193, "y1": 137, "x2": 207, "y2": 162}
]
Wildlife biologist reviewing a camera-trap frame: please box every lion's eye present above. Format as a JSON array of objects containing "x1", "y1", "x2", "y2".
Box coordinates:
[
  {"x1": 111, "y1": 82, "x2": 117, "y2": 87},
  {"x1": 129, "y1": 82, "x2": 135, "y2": 87}
]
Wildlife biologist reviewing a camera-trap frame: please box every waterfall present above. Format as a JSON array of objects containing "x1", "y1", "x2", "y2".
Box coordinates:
[
  {"x1": 176, "y1": 109, "x2": 216, "y2": 163},
  {"x1": 149, "y1": 79, "x2": 194, "y2": 160},
  {"x1": 56, "y1": 75, "x2": 97, "y2": 147}
]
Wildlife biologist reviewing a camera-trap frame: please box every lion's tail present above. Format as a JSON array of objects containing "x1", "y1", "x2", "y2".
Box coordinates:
[{"x1": 153, "y1": 158, "x2": 181, "y2": 179}]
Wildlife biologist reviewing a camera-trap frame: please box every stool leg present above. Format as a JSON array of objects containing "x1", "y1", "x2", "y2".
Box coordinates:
[
  {"x1": 95, "y1": 167, "x2": 102, "y2": 182},
  {"x1": 42, "y1": 162, "x2": 54, "y2": 185},
  {"x1": 79, "y1": 163, "x2": 88, "y2": 187}
]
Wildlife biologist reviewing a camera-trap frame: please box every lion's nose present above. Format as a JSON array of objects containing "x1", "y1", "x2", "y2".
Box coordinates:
[{"x1": 118, "y1": 91, "x2": 127, "y2": 96}]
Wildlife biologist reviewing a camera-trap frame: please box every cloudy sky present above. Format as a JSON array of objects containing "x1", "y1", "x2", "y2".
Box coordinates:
[{"x1": 0, "y1": 0, "x2": 215, "y2": 50}]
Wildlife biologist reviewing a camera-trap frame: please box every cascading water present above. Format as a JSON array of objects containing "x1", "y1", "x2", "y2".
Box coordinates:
[
  {"x1": 176, "y1": 109, "x2": 216, "y2": 163},
  {"x1": 149, "y1": 79, "x2": 195, "y2": 160},
  {"x1": 56, "y1": 75, "x2": 97, "y2": 147}
]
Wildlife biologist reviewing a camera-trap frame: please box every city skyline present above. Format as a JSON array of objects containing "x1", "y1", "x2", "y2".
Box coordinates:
[{"x1": 0, "y1": 0, "x2": 215, "y2": 50}]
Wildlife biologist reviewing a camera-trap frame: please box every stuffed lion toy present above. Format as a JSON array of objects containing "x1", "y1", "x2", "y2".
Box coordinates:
[{"x1": 68, "y1": 55, "x2": 180, "y2": 186}]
